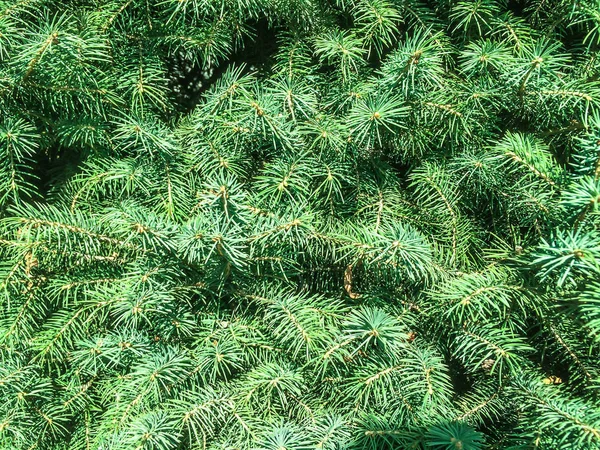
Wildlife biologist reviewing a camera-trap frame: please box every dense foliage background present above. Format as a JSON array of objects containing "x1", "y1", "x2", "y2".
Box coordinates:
[{"x1": 1, "y1": 0, "x2": 600, "y2": 448}]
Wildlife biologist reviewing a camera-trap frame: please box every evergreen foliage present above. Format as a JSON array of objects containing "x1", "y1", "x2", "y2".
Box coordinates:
[{"x1": 1, "y1": 0, "x2": 600, "y2": 448}]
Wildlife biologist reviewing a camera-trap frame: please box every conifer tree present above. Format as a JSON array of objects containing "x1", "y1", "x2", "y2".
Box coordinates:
[{"x1": 1, "y1": 0, "x2": 600, "y2": 448}]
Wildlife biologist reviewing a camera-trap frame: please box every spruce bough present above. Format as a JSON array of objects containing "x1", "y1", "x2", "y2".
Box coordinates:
[{"x1": 1, "y1": 0, "x2": 600, "y2": 449}]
